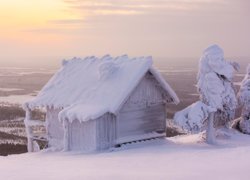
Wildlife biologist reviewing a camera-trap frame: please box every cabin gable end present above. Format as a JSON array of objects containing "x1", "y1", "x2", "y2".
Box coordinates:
[{"x1": 116, "y1": 71, "x2": 167, "y2": 144}]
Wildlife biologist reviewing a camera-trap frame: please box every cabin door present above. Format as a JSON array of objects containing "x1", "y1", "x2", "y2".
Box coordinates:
[{"x1": 69, "y1": 120, "x2": 96, "y2": 152}]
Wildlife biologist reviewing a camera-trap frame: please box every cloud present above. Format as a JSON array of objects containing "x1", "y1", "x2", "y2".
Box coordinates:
[
  {"x1": 48, "y1": 0, "x2": 225, "y2": 27},
  {"x1": 48, "y1": 19, "x2": 84, "y2": 25},
  {"x1": 44, "y1": 0, "x2": 228, "y2": 34},
  {"x1": 63, "y1": 0, "x2": 221, "y2": 16},
  {"x1": 22, "y1": 0, "x2": 250, "y2": 58}
]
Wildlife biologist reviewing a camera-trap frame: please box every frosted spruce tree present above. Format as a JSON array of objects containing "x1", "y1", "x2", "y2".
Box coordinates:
[
  {"x1": 238, "y1": 65, "x2": 250, "y2": 134},
  {"x1": 197, "y1": 45, "x2": 238, "y2": 143}
]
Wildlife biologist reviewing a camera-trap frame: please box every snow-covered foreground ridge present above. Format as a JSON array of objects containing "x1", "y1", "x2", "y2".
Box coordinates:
[{"x1": 1, "y1": 131, "x2": 250, "y2": 180}]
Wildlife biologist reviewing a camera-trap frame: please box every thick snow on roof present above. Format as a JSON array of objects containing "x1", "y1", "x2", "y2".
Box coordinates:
[{"x1": 25, "y1": 55, "x2": 179, "y2": 122}]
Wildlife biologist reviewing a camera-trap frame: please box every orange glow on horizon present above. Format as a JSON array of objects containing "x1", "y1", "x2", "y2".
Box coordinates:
[
  {"x1": 0, "y1": 0, "x2": 81, "y2": 44},
  {"x1": 0, "y1": 0, "x2": 249, "y2": 59}
]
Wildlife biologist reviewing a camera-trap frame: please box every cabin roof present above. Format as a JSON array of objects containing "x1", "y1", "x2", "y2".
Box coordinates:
[{"x1": 24, "y1": 55, "x2": 179, "y2": 122}]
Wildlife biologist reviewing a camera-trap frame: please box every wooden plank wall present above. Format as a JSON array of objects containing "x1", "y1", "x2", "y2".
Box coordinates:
[
  {"x1": 69, "y1": 120, "x2": 97, "y2": 152},
  {"x1": 96, "y1": 113, "x2": 116, "y2": 150},
  {"x1": 117, "y1": 72, "x2": 167, "y2": 142},
  {"x1": 122, "y1": 72, "x2": 172, "y2": 111},
  {"x1": 118, "y1": 104, "x2": 166, "y2": 139},
  {"x1": 67, "y1": 114, "x2": 116, "y2": 152}
]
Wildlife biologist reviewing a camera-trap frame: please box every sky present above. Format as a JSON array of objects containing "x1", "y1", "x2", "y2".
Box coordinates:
[{"x1": 0, "y1": 0, "x2": 250, "y2": 67}]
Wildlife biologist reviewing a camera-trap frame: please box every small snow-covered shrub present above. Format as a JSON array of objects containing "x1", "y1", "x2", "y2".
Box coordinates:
[{"x1": 174, "y1": 101, "x2": 215, "y2": 133}]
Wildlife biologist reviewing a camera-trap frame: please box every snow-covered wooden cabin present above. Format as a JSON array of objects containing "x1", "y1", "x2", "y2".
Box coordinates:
[{"x1": 23, "y1": 55, "x2": 179, "y2": 152}]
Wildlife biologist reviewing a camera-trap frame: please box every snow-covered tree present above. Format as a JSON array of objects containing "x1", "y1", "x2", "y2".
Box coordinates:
[
  {"x1": 173, "y1": 45, "x2": 238, "y2": 143},
  {"x1": 197, "y1": 45, "x2": 238, "y2": 143},
  {"x1": 238, "y1": 65, "x2": 250, "y2": 134}
]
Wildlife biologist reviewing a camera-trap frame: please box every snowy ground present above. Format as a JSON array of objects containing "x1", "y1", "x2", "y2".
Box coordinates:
[{"x1": 0, "y1": 130, "x2": 249, "y2": 180}]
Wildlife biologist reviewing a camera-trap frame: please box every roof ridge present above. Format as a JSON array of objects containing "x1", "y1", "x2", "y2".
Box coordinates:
[{"x1": 61, "y1": 55, "x2": 153, "y2": 67}]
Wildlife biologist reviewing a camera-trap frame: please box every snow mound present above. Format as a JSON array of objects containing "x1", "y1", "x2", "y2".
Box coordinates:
[{"x1": 174, "y1": 101, "x2": 216, "y2": 133}]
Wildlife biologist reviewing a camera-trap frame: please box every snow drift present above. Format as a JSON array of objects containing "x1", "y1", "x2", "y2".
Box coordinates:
[{"x1": 1, "y1": 131, "x2": 250, "y2": 180}]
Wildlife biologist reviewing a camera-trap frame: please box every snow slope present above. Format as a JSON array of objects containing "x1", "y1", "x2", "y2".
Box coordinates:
[{"x1": 1, "y1": 130, "x2": 250, "y2": 180}]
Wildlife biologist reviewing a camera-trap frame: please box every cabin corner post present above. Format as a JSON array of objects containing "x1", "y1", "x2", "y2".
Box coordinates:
[
  {"x1": 45, "y1": 106, "x2": 50, "y2": 145},
  {"x1": 164, "y1": 103, "x2": 167, "y2": 136},
  {"x1": 24, "y1": 108, "x2": 33, "y2": 152},
  {"x1": 63, "y1": 119, "x2": 69, "y2": 151}
]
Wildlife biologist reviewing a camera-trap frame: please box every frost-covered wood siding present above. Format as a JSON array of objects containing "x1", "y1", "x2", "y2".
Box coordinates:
[
  {"x1": 68, "y1": 113, "x2": 116, "y2": 152},
  {"x1": 96, "y1": 113, "x2": 116, "y2": 150},
  {"x1": 118, "y1": 105, "x2": 165, "y2": 137},
  {"x1": 46, "y1": 107, "x2": 64, "y2": 148},
  {"x1": 117, "y1": 104, "x2": 166, "y2": 142},
  {"x1": 117, "y1": 72, "x2": 167, "y2": 143},
  {"x1": 121, "y1": 72, "x2": 171, "y2": 111},
  {"x1": 69, "y1": 120, "x2": 97, "y2": 151}
]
